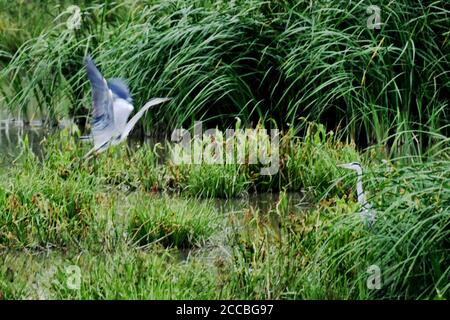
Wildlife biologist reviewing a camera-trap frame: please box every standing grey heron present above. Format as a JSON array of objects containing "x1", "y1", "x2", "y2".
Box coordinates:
[
  {"x1": 83, "y1": 56, "x2": 171, "y2": 158},
  {"x1": 338, "y1": 162, "x2": 376, "y2": 228}
]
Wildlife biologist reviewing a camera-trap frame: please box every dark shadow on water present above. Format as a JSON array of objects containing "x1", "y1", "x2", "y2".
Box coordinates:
[{"x1": 213, "y1": 192, "x2": 308, "y2": 216}]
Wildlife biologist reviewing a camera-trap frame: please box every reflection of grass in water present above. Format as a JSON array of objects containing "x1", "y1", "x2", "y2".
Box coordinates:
[{"x1": 0, "y1": 125, "x2": 45, "y2": 166}]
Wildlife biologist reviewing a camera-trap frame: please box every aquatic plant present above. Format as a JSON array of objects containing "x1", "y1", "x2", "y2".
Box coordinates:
[{"x1": 128, "y1": 195, "x2": 219, "y2": 248}]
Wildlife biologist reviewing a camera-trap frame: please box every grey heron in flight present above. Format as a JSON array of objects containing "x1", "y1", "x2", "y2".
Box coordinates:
[
  {"x1": 338, "y1": 162, "x2": 376, "y2": 228},
  {"x1": 83, "y1": 56, "x2": 171, "y2": 158}
]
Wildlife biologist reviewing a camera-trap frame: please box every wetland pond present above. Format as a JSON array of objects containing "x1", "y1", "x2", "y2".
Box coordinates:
[{"x1": 0, "y1": 119, "x2": 309, "y2": 299}]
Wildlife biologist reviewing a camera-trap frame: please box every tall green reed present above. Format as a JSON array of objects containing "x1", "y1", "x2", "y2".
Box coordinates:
[{"x1": 1, "y1": 0, "x2": 447, "y2": 156}]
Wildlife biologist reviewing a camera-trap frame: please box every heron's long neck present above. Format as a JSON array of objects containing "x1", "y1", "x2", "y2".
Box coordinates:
[{"x1": 355, "y1": 168, "x2": 366, "y2": 206}]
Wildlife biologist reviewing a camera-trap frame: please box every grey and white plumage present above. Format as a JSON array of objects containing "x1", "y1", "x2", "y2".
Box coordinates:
[
  {"x1": 338, "y1": 162, "x2": 376, "y2": 228},
  {"x1": 84, "y1": 56, "x2": 171, "y2": 158}
]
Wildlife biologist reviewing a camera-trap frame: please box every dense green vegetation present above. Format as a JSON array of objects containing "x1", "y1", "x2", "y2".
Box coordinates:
[
  {"x1": 1, "y1": 0, "x2": 449, "y2": 151},
  {"x1": 0, "y1": 0, "x2": 449, "y2": 300},
  {"x1": 0, "y1": 129, "x2": 449, "y2": 299}
]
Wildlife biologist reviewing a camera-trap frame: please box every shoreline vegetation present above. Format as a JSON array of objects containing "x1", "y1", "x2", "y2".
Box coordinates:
[{"x1": 0, "y1": 0, "x2": 449, "y2": 299}]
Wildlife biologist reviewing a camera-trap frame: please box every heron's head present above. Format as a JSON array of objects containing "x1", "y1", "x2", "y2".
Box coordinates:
[{"x1": 337, "y1": 162, "x2": 362, "y2": 171}]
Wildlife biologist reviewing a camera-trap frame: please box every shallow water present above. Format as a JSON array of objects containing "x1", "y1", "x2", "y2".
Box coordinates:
[
  {"x1": 176, "y1": 192, "x2": 308, "y2": 261},
  {"x1": 0, "y1": 121, "x2": 47, "y2": 167}
]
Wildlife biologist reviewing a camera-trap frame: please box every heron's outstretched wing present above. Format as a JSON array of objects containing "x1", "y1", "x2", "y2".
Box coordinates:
[
  {"x1": 85, "y1": 56, "x2": 115, "y2": 150},
  {"x1": 119, "y1": 97, "x2": 171, "y2": 143},
  {"x1": 108, "y1": 78, "x2": 132, "y2": 102}
]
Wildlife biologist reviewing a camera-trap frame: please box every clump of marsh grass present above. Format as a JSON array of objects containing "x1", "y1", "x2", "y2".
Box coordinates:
[
  {"x1": 33, "y1": 129, "x2": 164, "y2": 193},
  {"x1": 128, "y1": 195, "x2": 219, "y2": 248},
  {"x1": 0, "y1": 249, "x2": 218, "y2": 299},
  {"x1": 0, "y1": 129, "x2": 140, "y2": 249},
  {"x1": 167, "y1": 121, "x2": 270, "y2": 198},
  {"x1": 72, "y1": 250, "x2": 219, "y2": 299},
  {"x1": 181, "y1": 164, "x2": 249, "y2": 198},
  {"x1": 282, "y1": 122, "x2": 362, "y2": 197},
  {"x1": 0, "y1": 136, "x2": 99, "y2": 249}
]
